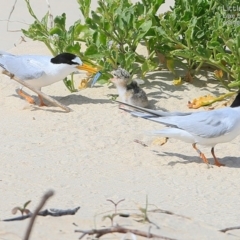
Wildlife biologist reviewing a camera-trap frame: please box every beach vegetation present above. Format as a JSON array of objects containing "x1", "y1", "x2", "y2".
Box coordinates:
[{"x1": 22, "y1": 0, "x2": 240, "y2": 93}]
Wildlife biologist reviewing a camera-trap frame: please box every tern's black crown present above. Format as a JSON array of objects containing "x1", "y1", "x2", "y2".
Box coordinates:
[{"x1": 51, "y1": 53, "x2": 79, "y2": 65}]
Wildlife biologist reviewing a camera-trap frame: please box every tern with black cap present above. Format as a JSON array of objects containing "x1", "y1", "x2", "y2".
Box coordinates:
[
  {"x1": 0, "y1": 51, "x2": 98, "y2": 106},
  {"x1": 115, "y1": 93, "x2": 240, "y2": 167}
]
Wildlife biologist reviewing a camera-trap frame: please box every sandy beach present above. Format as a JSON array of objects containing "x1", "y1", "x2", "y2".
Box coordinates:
[{"x1": 1, "y1": 1, "x2": 240, "y2": 240}]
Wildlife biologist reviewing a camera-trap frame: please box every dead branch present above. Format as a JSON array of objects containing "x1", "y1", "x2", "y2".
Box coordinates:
[
  {"x1": 2, "y1": 70, "x2": 72, "y2": 112},
  {"x1": 2, "y1": 206, "x2": 80, "y2": 221},
  {"x1": 7, "y1": 0, "x2": 22, "y2": 32},
  {"x1": 219, "y1": 226, "x2": 240, "y2": 233},
  {"x1": 134, "y1": 139, "x2": 148, "y2": 147},
  {"x1": 75, "y1": 226, "x2": 177, "y2": 240},
  {"x1": 24, "y1": 190, "x2": 54, "y2": 240},
  {"x1": 38, "y1": 207, "x2": 81, "y2": 216},
  {"x1": 149, "y1": 209, "x2": 191, "y2": 220},
  {"x1": 3, "y1": 215, "x2": 30, "y2": 221},
  {"x1": 45, "y1": 0, "x2": 53, "y2": 28}
]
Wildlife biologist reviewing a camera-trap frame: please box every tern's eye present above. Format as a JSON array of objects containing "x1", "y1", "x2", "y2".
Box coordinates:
[{"x1": 71, "y1": 61, "x2": 79, "y2": 65}]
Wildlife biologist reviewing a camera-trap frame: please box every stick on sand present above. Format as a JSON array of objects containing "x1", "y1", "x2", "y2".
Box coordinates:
[{"x1": 2, "y1": 70, "x2": 72, "y2": 112}]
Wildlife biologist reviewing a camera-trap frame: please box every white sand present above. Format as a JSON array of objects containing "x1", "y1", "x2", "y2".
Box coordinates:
[{"x1": 1, "y1": 1, "x2": 240, "y2": 240}]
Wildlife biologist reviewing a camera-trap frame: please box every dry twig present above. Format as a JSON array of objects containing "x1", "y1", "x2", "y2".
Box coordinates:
[
  {"x1": 134, "y1": 139, "x2": 148, "y2": 147},
  {"x1": 45, "y1": 0, "x2": 53, "y2": 28},
  {"x1": 24, "y1": 190, "x2": 54, "y2": 240},
  {"x1": 2, "y1": 70, "x2": 72, "y2": 112},
  {"x1": 3, "y1": 206, "x2": 80, "y2": 222},
  {"x1": 219, "y1": 226, "x2": 240, "y2": 233},
  {"x1": 106, "y1": 199, "x2": 125, "y2": 213},
  {"x1": 75, "y1": 226, "x2": 177, "y2": 240},
  {"x1": 7, "y1": 0, "x2": 22, "y2": 32},
  {"x1": 149, "y1": 209, "x2": 191, "y2": 220}
]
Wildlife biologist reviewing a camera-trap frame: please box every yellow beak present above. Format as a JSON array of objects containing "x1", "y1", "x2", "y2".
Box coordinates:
[{"x1": 76, "y1": 64, "x2": 98, "y2": 74}]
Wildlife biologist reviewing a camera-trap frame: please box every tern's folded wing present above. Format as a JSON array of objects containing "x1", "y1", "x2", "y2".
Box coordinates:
[
  {"x1": 0, "y1": 54, "x2": 44, "y2": 80},
  {"x1": 149, "y1": 107, "x2": 238, "y2": 138}
]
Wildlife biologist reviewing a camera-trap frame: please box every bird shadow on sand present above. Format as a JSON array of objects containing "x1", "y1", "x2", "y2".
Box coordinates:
[
  {"x1": 11, "y1": 93, "x2": 111, "y2": 113},
  {"x1": 153, "y1": 151, "x2": 240, "y2": 168},
  {"x1": 53, "y1": 94, "x2": 111, "y2": 105}
]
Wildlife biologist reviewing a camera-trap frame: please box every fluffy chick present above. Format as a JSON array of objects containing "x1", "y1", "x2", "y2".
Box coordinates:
[{"x1": 110, "y1": 67, "x2": 149, "y2": 108}]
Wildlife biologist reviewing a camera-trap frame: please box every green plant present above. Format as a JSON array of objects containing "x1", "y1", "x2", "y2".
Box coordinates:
[
  {"x1": 22, "y1": 0, "x2": 165, "y2": 88},
  {"x1": 80, "y1": 0, "x2": 165, "y2": 83},
  {"x1": 23, "y1": 0, "x2": 240, "y2": 96},
  {"x1": 102, "y1": 198, "x2": 125, "y2": 226},
  {"x1": 22, "y1": 0, "x2": 99, "y2": 92},
  {"x1": 154, "y1": 0, "x2": 240, "y2": 89},
  {"x1": 209, "y1": 5, "x2": 240, "y2": 88}
]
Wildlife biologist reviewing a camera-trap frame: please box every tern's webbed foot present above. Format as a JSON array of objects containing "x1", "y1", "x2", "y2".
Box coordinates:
[
  {"x1": 214, "y1": 160, "x2": 225, "y2": 167},
  {"x1": 211, "y1": 147, "x2": 225, "y2": 167}
]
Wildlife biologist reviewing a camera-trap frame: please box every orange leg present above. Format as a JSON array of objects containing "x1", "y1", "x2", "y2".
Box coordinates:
[
  {"x1": 16, "y1": 89, "x2": 35, "y2": 104},
  {"x1": 192, "y1": 143, "x2": 209, "y2": 165},
  {"x1": 38, "y1": 95, "x2": 47, "y2": 107},
  {"x1": 211, "y1": 147, "x2": 225, "y2": 167}
]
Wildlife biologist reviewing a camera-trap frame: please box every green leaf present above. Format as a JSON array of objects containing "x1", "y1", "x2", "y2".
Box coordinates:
[
  {"x1": 49, "y1": 27, "x2": 62, "y2": 35},
  {"x1": 207, "y1": 41, "x2": 225, "y2": 53},
  {"x1": 133, "y1": 20, "x2": 152, "y2": 45},
  {"x1": 91, "y1": 12, "x2": 102, "y2": 26},
  {"x1": 171, "y1": 49, "x2": 194, "y2": 59},
  {"x1": 54, "y1": 13, "x2": 66, "y2": 30},
  {"x1": 77, "y1": 0, "x2": 91, "y2": 19},
  {"x1": 195, "y1": 44, "x2": 211, "y2": 58},
  {"x1": 73, "y1": 22, "x2": 89, "y2": 37},
  {"x1": 23, "y1": 200, "x2": 31, "y2": 209},
  {"x1": 141, "y1": 61, "x2": 149, "y2": 76},
  {"x1": 41, "y1": 12, "x2": 49, "y2": 26},
  {"x1": 85, "y1": 17, "x2": 98, "y2": 30},
  {"x1": 228, "y1": 81, "x2": 240, "y2": 88},
  {"x1": 65, "y1": 43, "x2": 81, "y2": 54},
  {"x1": 85, "y1": 45, "x2": 105, "y2": 58},
  {"x1": 92, "y1": 31, "x2": 107, "y2": 47},
  {"x1": 166, "y1": 57, "x2": 175, "y2": 73}
]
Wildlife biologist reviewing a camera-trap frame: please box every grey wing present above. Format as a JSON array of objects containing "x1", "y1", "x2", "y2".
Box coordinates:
[
  {"x1": 149, "y1": 110, "x2": 191, "y2": 117},
  {"x1": 0, "y1": 51, "x2": 14, "y2": 56},
  {"x1": 0, "y1": 54, "x2": 44, "y2": 80},
  {"x1": 117, "y1": 100, "x2": 191, "y2": 117},
  {"x1": 131, "y1": 110, "x2": 190, "y2": 118},
  {"x1": 150, "y1": 108, "x2": 236, "y2": 138}
]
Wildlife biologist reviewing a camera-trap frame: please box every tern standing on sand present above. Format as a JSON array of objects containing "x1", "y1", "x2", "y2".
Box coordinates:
[
  {"x1": 116, "y1": 94, "x2": 240, "y2": 167},
  {"x1": 0, "y1": 52, "x2": 98, "y2": 106}
]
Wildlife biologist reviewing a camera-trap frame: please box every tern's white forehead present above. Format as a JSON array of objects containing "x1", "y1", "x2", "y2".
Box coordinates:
[{"x1": 73, "y1": 56, "x2": 82, "y2": 65}]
